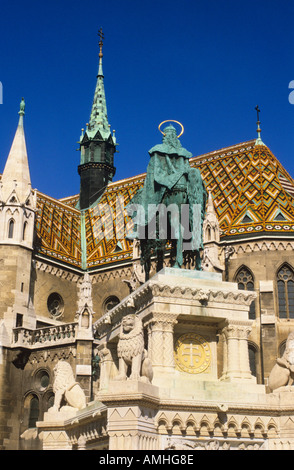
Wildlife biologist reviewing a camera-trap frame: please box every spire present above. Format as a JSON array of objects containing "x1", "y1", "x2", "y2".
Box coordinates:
[
  {"x1": 77, "y1": 30, "x2": 117, "y2": 210},
  {"x1": 87, "y1": 28, "x2": 110, "y2": 138},
  {"x1": 254, "y1": 105, "x2": 265, "y2": 146},
  {"x1": 1, "y1": 98, "x2": 32, "y2": 203}
]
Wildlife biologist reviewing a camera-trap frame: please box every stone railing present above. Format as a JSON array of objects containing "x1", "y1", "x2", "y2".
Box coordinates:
[{"x1": 12, "y1": 322, "x2": 78, "y2": 348}]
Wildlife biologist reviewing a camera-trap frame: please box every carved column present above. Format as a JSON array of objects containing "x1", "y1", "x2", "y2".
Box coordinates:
[
  {"x1": 226, "y1": 324, "x2": 241, "y2": 379},
  {"x1": 163, "y1": 320, "x2": 177, "y2": 368},
  {"x1": 146, "y1": 313, "x2": 177, "y2": 371},
  {"x1": 239, "y1": 325, "x2": 253, "y2": 380},
  {"x1": 220, "y1": 320, "x2": 255, "y2": 383}
]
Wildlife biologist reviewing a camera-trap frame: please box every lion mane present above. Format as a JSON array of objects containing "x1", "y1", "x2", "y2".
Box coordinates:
[
  {"x1": 117, "y1": 315, "x2": 145, "y2": 364},
  {"x1": 50, "y1": 360, "x2": 86, "y2": 411},
  {"x1": 115, "y1": 314, "x2": 153, "y2": 383},
  {"x1": 53, "y1": 360, "x2": 76, "y2": 393}
]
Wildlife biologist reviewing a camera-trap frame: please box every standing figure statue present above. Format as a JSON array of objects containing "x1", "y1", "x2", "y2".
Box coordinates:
[{"x1": 126, "y1": 123, "x2": 207, "y2": 280}]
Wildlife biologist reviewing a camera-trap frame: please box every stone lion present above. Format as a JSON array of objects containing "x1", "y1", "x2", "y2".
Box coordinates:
[
  {"x1": 49, "y1": 360, "x2": 86, "y2": 412},
  {"x1": 268, "y1": 331, "x2": 294, "y2": 392},
  {"x1": 114, "y1": 314, "x2": 153, "y2": 383}
]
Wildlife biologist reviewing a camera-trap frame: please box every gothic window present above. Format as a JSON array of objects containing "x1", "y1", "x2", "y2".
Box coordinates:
[
  {"x1": 103, "y1": 296, "x2": 120, "y2": 314},
  {"x1": 236, "y1": 267, "x2": 255, "y2": 319},
  {"x1": 277, "y1": 264, "x2": 294, "y2": 319},
  {"x1": 28, "y1": 396, "x2": 39, "y2": 428},
  {"x1": 8, "y1": 219, "x2": 14, "y2": 238},
  {"x1": 248, "y1": 344, "x2": 257, "y2": 377},
  {"x1": 47, "y1": 293, "x2": 64, "y2": 319},
  {"x1": 34, "y1": 370, "x2": 50, "y2": 391}
]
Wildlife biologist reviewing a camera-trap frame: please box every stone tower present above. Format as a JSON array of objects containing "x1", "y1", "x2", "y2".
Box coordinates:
[
  {"x1": 0, "y1": 98, "x2": 37, "y2": 336},
  {"x1": 78, "y1": 30, "x2": 117, "y2": 209}
]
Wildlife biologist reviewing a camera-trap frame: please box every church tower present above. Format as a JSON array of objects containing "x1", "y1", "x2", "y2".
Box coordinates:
[
  {"x1": 0, "y1": 98, "x2": 36, "y2": 336},
  {"x1": 78, "y1": 30, "x2": 117, "y2": 210}
]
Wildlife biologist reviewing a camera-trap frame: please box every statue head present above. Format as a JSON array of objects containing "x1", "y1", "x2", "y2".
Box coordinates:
[
  {"x1": 162, "y1": 125, "x2": 180, "y2": 149},
  {"x1": 121, "y1": 314, "x2": 137, "y2": 333}
]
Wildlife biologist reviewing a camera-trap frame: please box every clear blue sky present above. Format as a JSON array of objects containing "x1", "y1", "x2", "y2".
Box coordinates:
[{"x1": 0, "y1": 0, "x2": 293, "y2": 199}]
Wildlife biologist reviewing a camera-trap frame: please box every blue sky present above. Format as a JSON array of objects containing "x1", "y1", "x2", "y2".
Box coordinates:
[{"x1": 0, "y1": 0, "x2": 293, "y2": 199}]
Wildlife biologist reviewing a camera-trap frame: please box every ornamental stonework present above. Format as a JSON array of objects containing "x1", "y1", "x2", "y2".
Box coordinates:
[{"x1": 174, "y1": 333, "x2": 211, "y2": 374}]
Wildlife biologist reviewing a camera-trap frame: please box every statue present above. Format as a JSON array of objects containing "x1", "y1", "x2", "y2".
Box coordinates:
[
  {"x1": 126, "y1": 123, "x2": 207, "y2": 280},
  {"x1": 114, "y1": 314, "x2": 153, "y2": 383},
  {"x1": 268, "y1": 331, "x2": 294, "y2": 392},
  {"x1": 48, "y1": 360, "x2": 86, "y2": 413}
]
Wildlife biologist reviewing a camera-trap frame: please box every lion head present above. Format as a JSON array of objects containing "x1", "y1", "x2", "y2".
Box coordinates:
[
  {"x1": 53, "y1": 360, "x2": 76, "y2": 393},
  {"x1": 117, "y1": 314, "x2": 144, "y2": 361}
]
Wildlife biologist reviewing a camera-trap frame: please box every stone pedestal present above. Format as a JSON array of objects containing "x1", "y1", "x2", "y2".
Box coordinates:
[
  {"x1": 97, "y1": 380, "x2": 159, "y2": 451},
  {"x1": 95, "y1": 268, "x2": 257, "y2": 392}
]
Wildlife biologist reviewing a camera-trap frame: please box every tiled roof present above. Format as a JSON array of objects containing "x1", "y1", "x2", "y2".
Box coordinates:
[
  {"x1": 34, "y1": 140, "x2": 294, "y2": 270},
  {"x1": 190, "y1": 140, "x2": 294, "y2": 238},
  {"x1": 35, "y1": 192, "x2": 82, "y2": 268}
]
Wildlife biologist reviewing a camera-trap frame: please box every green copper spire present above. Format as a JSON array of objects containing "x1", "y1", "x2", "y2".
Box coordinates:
[
  {"x1": 77, "y1": 30, "x2": 117, "y2": 210},
  {"x1": 87, "y1": 28, "x2": 110, "y2": 139}
]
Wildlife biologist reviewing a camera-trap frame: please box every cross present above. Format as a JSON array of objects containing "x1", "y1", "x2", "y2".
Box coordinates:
[
  {"x1": 98, "y1": 27, "x2": 104, "y2": 44},
  {"x1": 255, "y1": 105, "x2": 261, "y2": 123},
  {"x1": 182, "y1": 342, "x2": 202, "y2": 367}
]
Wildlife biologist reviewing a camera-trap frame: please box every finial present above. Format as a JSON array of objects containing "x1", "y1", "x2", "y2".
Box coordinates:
[
  {"x1": 18, "y1": 97, "x2": 25, "y2": 116},
  {"x1": 254, "y1": 105, "x2": 265, "y2": 146},
  {"x1": 98, "y1": 27, "x2": 104, "y2": 56},
  {"x1": 97, "y1": 27, "x2": 104, "y2": 77}
]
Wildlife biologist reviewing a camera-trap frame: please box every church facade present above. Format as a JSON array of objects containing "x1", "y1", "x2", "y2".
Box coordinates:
[{"x1": 1, "y1": 38, "x2": 294, "y2": 450}]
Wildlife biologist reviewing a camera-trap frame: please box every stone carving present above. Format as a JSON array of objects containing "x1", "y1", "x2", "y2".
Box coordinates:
[
  {"x1": 174, "y1": 333, "x2": 211, "y2": 374},
  {"x1": 114, "y1": 314, "x2": 153, "y2": 383},
  {"x1": 164, "y1": 438, "x2": 262, "y2": 451},
  {"x1": 76, "y1": 273, "x2": 94, "y2": 338},
  {"x1": 48, "y1": 360, "x2": 86, "y2": 413},
  {"x1": 268, "y1": 331, "x2": 294, "y2": 392}
]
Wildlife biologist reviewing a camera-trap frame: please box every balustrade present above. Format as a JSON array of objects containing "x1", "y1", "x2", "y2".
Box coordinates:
[{"x1": 13, "y1": 322, "x2": 78, "y2": 348}]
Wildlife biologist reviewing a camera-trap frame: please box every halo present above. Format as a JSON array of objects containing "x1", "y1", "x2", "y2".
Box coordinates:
[{"x1": 158, "y1": 120, "x2": 184, "y2": 138}]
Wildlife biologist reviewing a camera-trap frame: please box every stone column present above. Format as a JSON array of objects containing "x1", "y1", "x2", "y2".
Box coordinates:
[
  {"x1": 146, "y1": 313, "x2": 177, "y2": 371},
  {"x1": 163, "y1": 320, "x2": 177, "y2": 369},
  {"x1": 77, "y1": 435, "x2": 87, "y2": 450},
  {"x1": 239, "y1": 325, "x2": 253, "y2": 380},
  {"x1": 220, "y1": 320, "x2": 255, "y2": 383}
]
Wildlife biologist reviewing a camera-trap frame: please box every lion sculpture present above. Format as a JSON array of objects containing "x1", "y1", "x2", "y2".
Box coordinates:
[
  {"x1": 114, "y1": 314, "x2": 153, "y2": 383},
  {"x1": 49, "y1": 360, "x2": 86, "y2": 412},
  {"x1": 268, "y1": 331, "x2": 294, "y2": 392}
]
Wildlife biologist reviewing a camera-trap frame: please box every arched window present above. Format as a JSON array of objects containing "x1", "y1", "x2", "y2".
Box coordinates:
[
  {"x1": 22, "y1": 221, "x2": 28, "y2": 241},
  {"x1": 28, "y1": 396, "x2": 39, "y2": 428},
  {"x1": 248, "y1": 344, "x2": 257, "y2": 377},
  {"x1": 103, "y1": 296, "x2": 120, "y2": 314},
  {"x1": 8, "y1": 219, "x2": 14, "y2": 239},
  {"x1": 277, "y1": 264, "x2": 294, "y2": 319},
  {"x1": 236, "y1": 267, "x2": 255, "y2": 319}
]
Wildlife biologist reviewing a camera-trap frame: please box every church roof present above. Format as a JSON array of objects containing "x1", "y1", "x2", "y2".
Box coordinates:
[{"x1": 34, "y1": 139, "x2": 294, "y2": 271}]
